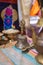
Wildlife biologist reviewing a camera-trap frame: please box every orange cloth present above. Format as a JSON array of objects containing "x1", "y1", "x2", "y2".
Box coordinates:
[{"x1": 30, "y1": 0, "x2": 40, "y2": 16}]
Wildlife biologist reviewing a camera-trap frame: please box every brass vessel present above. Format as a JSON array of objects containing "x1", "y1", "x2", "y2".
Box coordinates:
[
  {"x1": 31, "y1": 26, "x2": 43, "y2": 64},
  {"x1": 2, "y1": 29, "x2": 19, "y2": 42},
  {"x1": 31, "y1": 8, "x2": 43, "y2": 64},
  {"x1": 15, "y1": 34, "x2": 30, "y2": 51},
  {"x1": 34, "y1": 31, "x2": 43, "y2": 64}
]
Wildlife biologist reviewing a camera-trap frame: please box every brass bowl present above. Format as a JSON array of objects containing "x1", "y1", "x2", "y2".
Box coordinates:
[
  {"x1": 35, "y1": 38, "x2": 43, "y2": 54},
  {"x1": 34, "y1": 37, "x2": 43, "y2": 64},
  {"x1": 6, "y1": 33, "x2": 17, "y2": 40},
  {"x1": 15, "y1": 34, "x2": 30, "y2": 51},
  {"x1": 2, "y1": 29, "x2": 20, "y2": 40},
  {"x1": 0, "y1": 40, "x2": 8, "y2": 45},
  {"x1": 7, "y1": 34, "x2": 15, "y2": 39}
]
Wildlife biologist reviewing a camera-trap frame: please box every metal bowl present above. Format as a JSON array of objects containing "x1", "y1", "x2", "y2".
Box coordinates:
[
  {"x1": 5, "y1": 33, "x2": 17, "y2": 40},
  {"x1": 0, "y1": 40, "x2": 8, "y2": 45},
  {"x1": 2, "y1": 29, "x2": 20, "y2": 40},
  {"x1": 34, "y1": 34, "x2": 43, "y2": 64},
  {"x1": 35, "y1": 37, "x2": 43, "y2": 54},
  {"x1": 15, "y1": 34, "x2": 30, "y2": 51}
]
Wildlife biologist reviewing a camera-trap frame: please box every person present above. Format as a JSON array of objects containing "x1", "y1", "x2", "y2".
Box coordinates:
[{"x1": 30, "y1": 0, "x2": 40, "y2": 16}]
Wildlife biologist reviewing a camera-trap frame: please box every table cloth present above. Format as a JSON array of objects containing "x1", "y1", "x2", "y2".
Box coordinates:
[{"x1": 0, "y1": 46, "x2": 41, "y2": 65}]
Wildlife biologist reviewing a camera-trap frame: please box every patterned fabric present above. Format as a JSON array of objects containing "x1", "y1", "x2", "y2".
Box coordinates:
[
  {"x1": 4, "y1": 7, "x2": 12, "y2": 29},
  {"x1": 0, "y1": 50, "x2": 14, "y2": 65},
  {"x1": 0, "y1": 47, "x2": 41, "y2": 65}
]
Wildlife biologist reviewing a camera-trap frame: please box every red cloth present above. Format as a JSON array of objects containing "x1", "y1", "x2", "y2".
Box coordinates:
[{"x1": 0, "y1": 0, "x2": 17, "y2": 4}]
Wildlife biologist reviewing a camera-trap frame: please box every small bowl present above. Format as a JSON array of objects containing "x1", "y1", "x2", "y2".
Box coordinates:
[
  {"x1": 0, "y1": 40, "x2": 8, "y2": 45},
  {"x1": 35, "y1": 38, "x2": 43, "y2": 54}
]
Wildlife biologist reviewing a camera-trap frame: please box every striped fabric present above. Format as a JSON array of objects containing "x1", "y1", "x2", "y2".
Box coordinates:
[{"x1": 0, "y1": 46, "x2": 41, "y2": 65}]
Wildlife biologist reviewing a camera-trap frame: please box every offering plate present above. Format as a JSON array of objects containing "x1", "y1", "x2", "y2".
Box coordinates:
[{"x1": 2, "y1": 29, "x2": 20, "y2": 41}]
